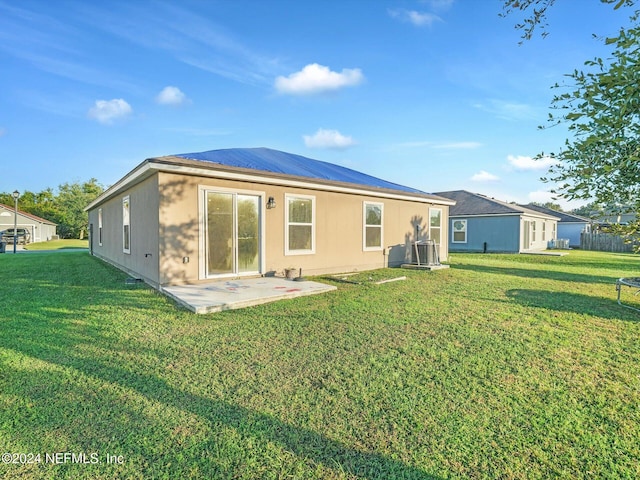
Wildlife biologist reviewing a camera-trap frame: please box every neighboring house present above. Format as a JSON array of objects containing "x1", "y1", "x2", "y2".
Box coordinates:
[
  {"x1": 86, "y1": 148, "x2": 454, "y2": 287},
  {"x1": 594, "y1": 212, "x2": 636, "y2": 225},
  {"x1": 434, "y1": 190, "x2": 559, "y2": 253},
  {"x1": 520, "y1": 204, "x2": 592, "y2": 248},
  {"x1": 0, "y1": 203, "x2": 57, "y2": 243}
]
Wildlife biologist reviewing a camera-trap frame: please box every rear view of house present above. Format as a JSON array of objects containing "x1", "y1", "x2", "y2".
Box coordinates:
[
  {"x1": 435, "y1": 190, "x2": 559, "y2": 253},
  {"x1": 86, "y1": 148, "x2": 453, "y2": 287}
]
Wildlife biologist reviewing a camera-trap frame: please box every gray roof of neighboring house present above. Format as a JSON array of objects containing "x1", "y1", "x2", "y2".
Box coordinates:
[
  {"x1": 519, "y1": 203, "x2": 592, "y2": 223},
  {"x1": 173, "y1": 147, "x2": 433, "y2": 196},
  {"x1": 434, "y1": 190, "x2": 559, "y2": 219}
]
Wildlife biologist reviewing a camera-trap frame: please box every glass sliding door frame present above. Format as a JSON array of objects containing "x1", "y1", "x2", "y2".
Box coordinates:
[{"x1": 199, "y1": 186, "x2": 265, "y2": 279}]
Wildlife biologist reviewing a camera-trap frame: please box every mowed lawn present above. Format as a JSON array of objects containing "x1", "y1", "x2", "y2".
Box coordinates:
[
  {"x1": 0, "y1": 250, "x2": 638, "y2": 479},
  {"x1": 24, "y1": 239, "x2": 89, "y2": 251}
]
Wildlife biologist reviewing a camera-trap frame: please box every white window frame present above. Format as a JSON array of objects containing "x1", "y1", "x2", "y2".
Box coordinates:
[
  {"x1": 285, "y1": 194, "x2": 315, "y2": 255},
  {"x1": 98, "y1": 208, "x2": 103, "y2": 246},
  {"x1": 363, "y1": 201, "x2": 384, "y2": 251},
  {"x1": 531, "y1": 221, "x2": 536, "y2": 242},
  {"x1": 452, "y1": 219, "x2": 467, "y2": 243},
  {"x1": 429, "y1": 207, "x2": 442, "y2": 245},
  {"x1": 122, "y1": 195, "x2": 130, "y2": 254},
  {"x1": 542, "y1": 222, "x2": 546, "y2": 241},
  {"x1": 198, "y1": 185, "x2": 266, "y2": 280}
]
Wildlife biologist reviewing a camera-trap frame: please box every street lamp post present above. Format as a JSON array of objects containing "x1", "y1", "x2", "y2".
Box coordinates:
[{"x1": 12, "y1": 190, "x2": 19, "y2": 254}]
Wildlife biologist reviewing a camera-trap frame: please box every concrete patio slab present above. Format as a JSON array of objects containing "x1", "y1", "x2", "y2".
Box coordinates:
[{"x1": 161, "y1": 277, "x2": 337, "y2": 314}]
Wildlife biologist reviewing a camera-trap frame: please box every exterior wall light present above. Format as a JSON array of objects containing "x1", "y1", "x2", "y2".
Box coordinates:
[{"x1": 266, "y1": 196, "x2": 276, "y2": 209}]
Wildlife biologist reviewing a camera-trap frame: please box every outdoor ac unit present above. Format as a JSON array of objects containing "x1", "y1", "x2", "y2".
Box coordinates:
[
  {"x1": 548, "y1": 238, "x2": 570, "y2": 250},
  {"x1": 411, "y1": 240, "x2": 439, "y2": 265}
]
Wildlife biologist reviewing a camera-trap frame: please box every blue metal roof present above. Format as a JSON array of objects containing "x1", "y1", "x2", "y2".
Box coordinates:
[{"x1": 172, "y1": 147, "x2": 428, "y2": 195}]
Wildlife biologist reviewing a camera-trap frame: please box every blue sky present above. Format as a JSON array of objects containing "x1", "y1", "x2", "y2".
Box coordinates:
[{"x1": 0, "y1": 0, "x2": 631, "y2": 209}]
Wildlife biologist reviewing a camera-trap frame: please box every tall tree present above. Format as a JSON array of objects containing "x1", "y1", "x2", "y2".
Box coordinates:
[
  {"x1": 56, "y1": 179, "x2": 104, "y2": 239},
  {"x1": 531, "y1": 201, "x2": 563, "y2": 211},
  {"x1": 503, "y1": 0, "x2": 640, "y2": 248}
]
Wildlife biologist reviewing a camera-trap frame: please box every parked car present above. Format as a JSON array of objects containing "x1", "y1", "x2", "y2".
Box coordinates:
[{"x1": 1, "y1": 228, "x2": 31, "y2": 244}]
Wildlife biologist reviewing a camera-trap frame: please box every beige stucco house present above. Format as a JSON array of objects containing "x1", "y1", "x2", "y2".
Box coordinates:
[{"x1": 86, "y1": 148, "x2": 453, "y2": 287}]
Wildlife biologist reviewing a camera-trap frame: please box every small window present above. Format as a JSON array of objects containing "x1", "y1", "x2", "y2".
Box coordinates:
[
  {"x1": 363, "y1": 202, "x2": 383, "y2": 250},
  {"x1": 452, "y1": 219, "x2": 467, "y2": 243},
  {"x1": 285, "y1": 194, "x2": 315, "y2": 255},
  {"x1": 123, "y1": 196, "x2": 130, "y2": 254},
  {"x1": 98, "y1": 208, "x2": 103, "y2": 246},
  {"x1": 542, "y1": 222, "x2": 546, "y2": 241}
]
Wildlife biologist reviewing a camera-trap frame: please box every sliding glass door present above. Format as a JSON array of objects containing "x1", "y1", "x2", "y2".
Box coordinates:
[{"x1": 205, "y1": 192, "x2": 261, "y2": 277}]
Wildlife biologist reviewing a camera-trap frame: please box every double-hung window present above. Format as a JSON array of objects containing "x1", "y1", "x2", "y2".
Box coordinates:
[
  {"x1": 363, "y1": 202, "x2": 383, "y2": 250},
  {"x1": 531, "y1": 221, "x2": 536, "y2": 242},
  {"x1": 285, "y1": 194, "x2": 315, "y2": 255},
  {"x1": 429, "y1": 208, "x2": 442, "y2": 245},
  {"x1": 123, "y1": 196, "x2": 131, "y2": 254}
]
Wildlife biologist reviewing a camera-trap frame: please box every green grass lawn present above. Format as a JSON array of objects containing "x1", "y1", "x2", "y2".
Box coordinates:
[
  {"x1": 0, "y1": 251, "x2": 639, "y2": 479},
  {"x1": 24, "y1": 239, "x2": 89, "y2": 250}
]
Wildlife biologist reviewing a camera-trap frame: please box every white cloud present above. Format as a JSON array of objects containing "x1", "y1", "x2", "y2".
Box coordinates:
[
  {"x1": 303, "y1": 128, "x2": 356, "y2": 150},
  {"x1": 275, "y1": 64, "x2": 364, "y2": 95},
  {"x1": 75, "y1": 3, "x2": 280, "y2": 87},
  {"x1": 388, "y1": 9, "x2": 442, "y2": 27},
  {"x1": 87, "y1": 99, "x2": 132, "y2": 125},
  {"x1": 471, "y1": 170, "x2": 500, "y2": 182},
  {"x1": 473, "y1": 100, "x2": 536, "y2": 121},
  {"x1": 156, "y1": 86, "x2": 189, "y2": 106},
  {"x1": 507, "y1": 155, "x2": 557, "y2": 171}
]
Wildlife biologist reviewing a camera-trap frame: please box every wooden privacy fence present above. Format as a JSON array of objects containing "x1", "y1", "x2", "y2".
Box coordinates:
[{"x1": 580, "y1": 232, "x2": 635, "y2": 253}]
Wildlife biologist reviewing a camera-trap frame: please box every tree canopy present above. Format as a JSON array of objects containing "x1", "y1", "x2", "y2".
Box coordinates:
[
  {"x1": 1, "y1": 179, "x2": 104, "y2": 240},
  {"x1": 502, "y1": 0, "x2": 635, "y2": 42},
  {"x1": 503, "y1": 0, "x2": 640, "y2": 247},
  {"x1": 541, "y1": 13, "x2": 640, "y2": 212},
  {"x1": 530, "y1": 201, "x2": 563, "y2": 212}
]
